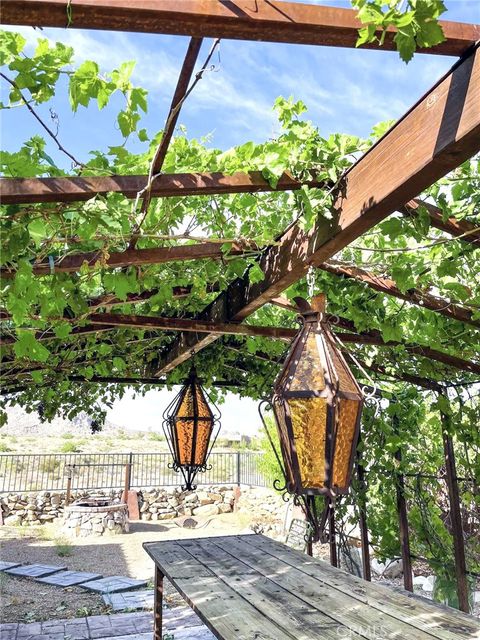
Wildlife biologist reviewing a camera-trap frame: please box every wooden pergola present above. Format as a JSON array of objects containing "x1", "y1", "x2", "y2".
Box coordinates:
[{"x1": 1, "y1": 0, "x2": 480, "y2": 617}]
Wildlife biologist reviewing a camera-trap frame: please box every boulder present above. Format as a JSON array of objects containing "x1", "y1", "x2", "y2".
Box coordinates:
[
  {"x1": 218, "y1": 503, "x2": 232, "y2": 514},
  {"x1": 157, "y1": 510, "x2": 176, "y2": 520},
  {"x1": 193, "y1": 504, "x2": 219, "y2": 517}
]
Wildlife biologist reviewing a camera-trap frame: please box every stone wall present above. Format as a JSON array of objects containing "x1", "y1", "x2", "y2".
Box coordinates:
[
  {"x1": 63, "y1": 503, "x2": 129, "y2": 537},
  {"x1": 0, "y1": 485, "x2": 236, "y2": 526}
]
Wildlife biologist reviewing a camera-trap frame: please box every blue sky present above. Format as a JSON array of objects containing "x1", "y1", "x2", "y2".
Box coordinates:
[
  {"x1": 1, "y1": 0, "x2": 479, "y2": 432},
  {"x1": 2, "y1": 0, "x2": 479, "y2": 169}
]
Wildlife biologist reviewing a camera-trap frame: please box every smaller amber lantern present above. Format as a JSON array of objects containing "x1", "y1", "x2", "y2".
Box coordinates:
[
  {"x1": 272, "y1": 295, "x2": 363, "y2": 497},
  {"x1": 162, "y1": 368, "x2": 221, "y2": 490}
]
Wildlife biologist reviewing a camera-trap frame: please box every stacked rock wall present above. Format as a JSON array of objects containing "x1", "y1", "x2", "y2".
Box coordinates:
[
  {"x1": 63, "y1": 503, "x2": 129, "y2": 537},
  {"x1": 1, "y1": 485, "x2": 236, "y2": 526}
]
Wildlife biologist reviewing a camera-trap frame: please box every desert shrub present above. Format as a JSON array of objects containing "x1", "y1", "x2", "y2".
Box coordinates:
[
  {"x1": 59, "y1": 441, "x2": 79, "y2": 453},
  {"x1": 39, "y1": 458, "x2": 61, "y2": 473},
  {"x1": 54, "y1": 537, "x2": 73, "y2": 557}
]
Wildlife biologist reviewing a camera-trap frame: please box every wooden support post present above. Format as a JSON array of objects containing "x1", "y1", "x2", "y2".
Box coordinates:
[
  {"x1": 393, "y1": 414, "x2": 413, "y2": 592},
  {"x1": 122, "y1": 457, "x2": 132, "y2": 504},
  {"x1": 153, "y1": 566, "x2": 164, "y2": 640},
  {"x1": 328, "y1": 499, "x2": 338, "y2": 568},
  {"x1": 355, "y1": 435, "x2": 371, "y2": 581},
  {"x1": 440, "y1": 404, "x2": 470, "y2": 613},
  {"x1": 65, "y1": 475, "x2": 72, "y2": 506},
  {"x1": 236, "y1": 451, "x2": 241, "y2": 487}
]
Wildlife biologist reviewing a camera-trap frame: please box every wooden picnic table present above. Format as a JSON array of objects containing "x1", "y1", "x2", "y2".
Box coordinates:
[{"x1": 143, "y1": 533, "x2": 480, "y2": 640}]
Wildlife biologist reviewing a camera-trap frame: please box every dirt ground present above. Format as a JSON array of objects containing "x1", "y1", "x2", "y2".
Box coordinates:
[{"x1": 0, "y1": 512, "x2": 253, "y2": 623}]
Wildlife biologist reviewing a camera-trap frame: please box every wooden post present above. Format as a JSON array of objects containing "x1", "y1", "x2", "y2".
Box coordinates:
[
  {"x1": 153, "y1": 566, "x2": 164, "y2": 640},
  {"x1": 440, "y1": 405, "x2": 470, "y2": 613},
  {"x1": 393, "y1": 414, "x2": 413, "y2": 592},
  {"x1": 355, "y1": 434, "x2": 371, "y2": 581},
  {"x1": 328, "y1": 499, "x2": 338, "y2": 567},
  {"x1": 236, "y1": 451, "x2": 241, "y2": 487},
  {"x1": 66, "y1": 475, "x2": 72, "y2": 506},
  {"x1": 122, "y1": 454, "x2": 132, "y2": 504}
]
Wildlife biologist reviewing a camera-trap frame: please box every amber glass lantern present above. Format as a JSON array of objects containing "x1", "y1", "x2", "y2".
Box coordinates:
[
  {"x1": 272, "y1": 295, "x2": 363, "y2": 497},
  {"x1": 162, "y1": 368, "x2": 221, "y2": 490}
]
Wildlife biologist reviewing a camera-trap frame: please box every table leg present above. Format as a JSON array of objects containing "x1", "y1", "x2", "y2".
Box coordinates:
[{"x1": 153, "y1": 566, "x2": 164, "y2": 640}]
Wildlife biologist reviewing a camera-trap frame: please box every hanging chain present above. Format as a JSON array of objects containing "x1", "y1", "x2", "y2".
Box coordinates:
[{"x1": 307, "y1": 265, "x2": 316, "y2": 299}]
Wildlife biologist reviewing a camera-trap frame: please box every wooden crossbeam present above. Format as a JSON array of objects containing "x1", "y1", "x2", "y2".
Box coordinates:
[
  {"x1": 2, "y1": 0, "x2": 478, "y2": 56},
  {"x1": 129, "y1": 37, "x2": 203, "y2": 249},
  {"x1": 0, "y1": 171, "x2": 325, "y2": 205},
  {"x1": 0, "y1": 242, "x2": 255, "y2": 278},
  {"x1": 155, "y1": 43, "x2": 480, "y2": 374},
  {"x1": 87, "y1": 313, "x2": 296, "y2": 340},
  {"x1": 403, "y1": 200, "x2": 480, "y2": 247},
  {"x1": 320, "y1": 262, "x2": 480, "y2": 329},
  {"x1": 344, "y1": 354, "x2": 443, "y2": 391},
  {"x1": 268, "y1": 297, "x2": 480, "y2": 375},
  {"x1": 0, "y1": 376, "x2": 242, "y2": 395},
  {"x1": 335, "y1": 331, "x2": 480, "y2": 376}
]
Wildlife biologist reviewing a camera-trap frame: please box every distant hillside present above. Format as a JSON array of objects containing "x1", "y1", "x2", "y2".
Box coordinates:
[{"x1": 1, "y1": 405, "x2": 117, "y2": 437}]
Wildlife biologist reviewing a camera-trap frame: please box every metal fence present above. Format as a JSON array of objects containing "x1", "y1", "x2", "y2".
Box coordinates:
[{"x1": 0, "y1": 451, "x2": 272, "y2": 493}]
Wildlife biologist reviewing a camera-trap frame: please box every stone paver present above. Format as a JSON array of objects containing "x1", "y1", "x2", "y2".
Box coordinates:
[
  {"x1": 80, "y1": 576, "x2": 148, "y2": 594},
  {"x1": 102, "y1": 590, "x2": 154, "y2": 612},
  {"x1": 95, "y1": 635, "x2": 152, "y2": 640},
  {"x1": 0, "y1": 607, "x2": 214, "y2": 640},
  {"x1": 5, "y1": 563, "x2": 67, "y2": 579},
  {"x1": 36, "y1": 570, "x2": 103, "y2": 587},
  {"x1": 0, "y1": 561, "x2": 21, "y2": 571}
]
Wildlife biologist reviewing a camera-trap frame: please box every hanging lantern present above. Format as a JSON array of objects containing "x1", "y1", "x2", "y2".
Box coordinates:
[
  {"x1": 271, "y1": 294, "x2": 363, "y2": 498},
  {"x1": 162, "y1": 367, "x2": 221, "y2": 490}
]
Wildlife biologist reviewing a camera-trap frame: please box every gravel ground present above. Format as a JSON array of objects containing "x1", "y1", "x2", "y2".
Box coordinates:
[{"x1": 0, "y1": 512, "x2": 252, "y2": 623}]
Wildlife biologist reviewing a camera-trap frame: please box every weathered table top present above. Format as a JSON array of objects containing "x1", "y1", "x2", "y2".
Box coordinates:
[{"x1": 143, "y1": 533, "x2": 480, "y2": 640}]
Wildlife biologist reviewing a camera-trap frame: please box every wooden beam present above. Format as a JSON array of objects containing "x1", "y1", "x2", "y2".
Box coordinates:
[
  {"x1": 0, "y1": 241, "x2": 255, "y2": 278},
  {"x1": 344, "y1": 354, "x2": 443, "y2": 392},
  {"x1": 87, "y1": 312, "x2": 297, "y2": 340},
  {"x1": 0, "y1": 171, "x2": 325, "y2": 205},
  {"x1": 267, "y1": 297, "x2": 480, "y2": 374},
  {"x1": 156, "y1": 43, "x2": 480, "y2": 374},
  {"x1": 129, "y1": 37, "x2": 203, "y2": 249},
  {"x1": 335, "y1": 331, "x2": 480, "y2": 376},
  {"x1": 405, "y1": 200, "x2": 480, "y2": 247},
  {"x1": 0, "y1": 376, "x2": 242, "y2": 395},
  {"x1": 320, "y1": 262, "x2": 480, "y2": 328},
  {"x1": 1, "y1": 0, "x2": 478, "y2": 56}
]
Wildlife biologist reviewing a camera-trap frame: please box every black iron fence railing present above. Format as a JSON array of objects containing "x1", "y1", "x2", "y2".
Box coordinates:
[{"x1": 0, "y1": 451, "x2": 272, "y2": 493}]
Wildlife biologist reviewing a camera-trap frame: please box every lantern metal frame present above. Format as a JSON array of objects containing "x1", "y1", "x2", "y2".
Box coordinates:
[
  {"x1": 268, "y1": 295, "x2": 364, "y2": 499},
  {"x1": 258, "y1": 398, "x2": 331, "y2": 545},
  {"x1": 162, "y1": 367, "x2": 221, "y2": 491}
]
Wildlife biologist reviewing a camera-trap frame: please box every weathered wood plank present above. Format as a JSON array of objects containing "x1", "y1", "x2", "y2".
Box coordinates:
[
  {"x1": 172, "y1": 576, "x2": 296, "y2": 640},
  {"x1": 176, "y1": 539, "x2": 258, "y2": 578},
  {"x1": 244, "y1": 535, "x2": 480, "y2": 640},
  {"x1": 2, "y1": 0, "x2": 478, "y2": 56},
  {"x1": 211, "y1": 536, "x2": 435, "y2": 640},
  {"x1": 143, "y1": 541, "x2": 213, "y2": 579},
  {"x1": 176, "y1": 539, "x2": 363, "y2": 640}
]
